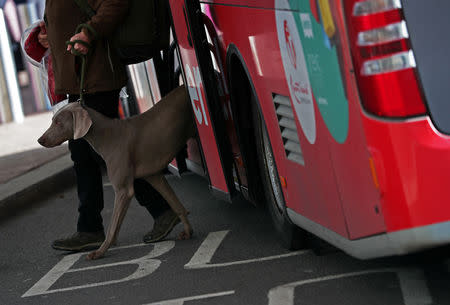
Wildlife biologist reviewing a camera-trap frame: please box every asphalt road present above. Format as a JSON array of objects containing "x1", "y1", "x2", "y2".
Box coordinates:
[{"x1": 1, "y1": 173, "x2": 449, "y2": 305}]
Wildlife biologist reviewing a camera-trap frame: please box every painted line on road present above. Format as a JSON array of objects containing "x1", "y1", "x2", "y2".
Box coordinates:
[
  {"x1": 185, "y1": 231, "x2": 229, "y2": 266},
  {"x1": 23, "y1": 241, "x2": 175, "y2": 297},
  {"x1": 185, "y1": 230, "x2": 310, "y2": 269},
  {"x1": 267, "y1": 268, "x2": 432, "y2": 305},
  {"x1": 397, "y1": 269, "x2": 433, "y2": 305},
  {"x1": 143, "y1": 290, "x2": 235, "y2": 305}
]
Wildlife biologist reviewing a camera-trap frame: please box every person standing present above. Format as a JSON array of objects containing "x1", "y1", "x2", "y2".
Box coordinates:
[{"x1": 39, "y1": 0, "x2": 180, "y2": 251}]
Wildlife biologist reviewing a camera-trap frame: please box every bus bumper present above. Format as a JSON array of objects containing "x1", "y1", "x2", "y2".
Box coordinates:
[{"x1": 288, "y1": 208, "x2": 450, "y2": 259}]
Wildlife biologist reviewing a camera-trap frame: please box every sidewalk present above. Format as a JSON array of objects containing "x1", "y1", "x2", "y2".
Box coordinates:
[{"x1": 0, "y1": 111, "x2": 75, "y2": 221}]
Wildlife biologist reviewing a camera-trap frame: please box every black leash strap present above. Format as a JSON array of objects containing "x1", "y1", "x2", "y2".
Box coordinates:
[{"x1": 65, "y1": 23, "x2": 97, "y2": 105}]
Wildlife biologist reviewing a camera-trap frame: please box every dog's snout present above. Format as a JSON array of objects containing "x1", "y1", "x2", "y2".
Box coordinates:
[{"x1": 38, "y1": 136, "x2": 46, "y2": 146}]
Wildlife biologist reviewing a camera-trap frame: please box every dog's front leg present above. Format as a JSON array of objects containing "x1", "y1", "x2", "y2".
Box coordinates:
[{"x1": 87, "y1": 187, "x2": 133, "y2": 260}]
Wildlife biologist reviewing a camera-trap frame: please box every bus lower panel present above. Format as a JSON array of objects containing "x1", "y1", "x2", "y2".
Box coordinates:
[{"x1": 287, "y1": 209, "x2": 450, "y2": 259}]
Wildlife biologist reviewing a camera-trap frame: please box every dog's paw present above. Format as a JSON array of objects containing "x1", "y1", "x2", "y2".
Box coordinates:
[
  {"x1": 86, "y1": 250, "x2": 104, "y2": 260},
  {"x1": 178, "y1": 229, "x2": 193, "y2": 240}
]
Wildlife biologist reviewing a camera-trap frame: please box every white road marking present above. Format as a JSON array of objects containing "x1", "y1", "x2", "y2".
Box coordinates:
[
  {"x1": 185, "y1": 230, "x2": 310, "y2": 269},
  {"x1": 185, "y1": 231, "x2": 229, "y2": 267},
  {"x1": 397, "y1": 269, "x2": 433, "y2": 305},
  {"x1": 268, "y1": 268, "x2": 432, "y2": 305},
  {"x1": 22, "y1": 241, "x2": 175, "y2": 297},
  {"x1": 143, "y1": 290, "x2": 235, "y2": 305}
]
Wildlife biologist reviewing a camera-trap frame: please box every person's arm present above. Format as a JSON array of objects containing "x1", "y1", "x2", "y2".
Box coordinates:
[
  {"x1": 86, "y1": 0, "x2": 129, "y2": 38},
  {"x1": 68, "y1": 0, "x2": 128, "y2": 55}
]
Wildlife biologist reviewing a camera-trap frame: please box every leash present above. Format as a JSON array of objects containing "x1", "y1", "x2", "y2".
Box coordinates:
[{"x1": 65, "y1": 23, "x2": 97, "y2": 106}]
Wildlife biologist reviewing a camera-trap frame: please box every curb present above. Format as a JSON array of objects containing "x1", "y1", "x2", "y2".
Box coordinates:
[{"x1": 0, "y1": 154, "x2": 76, "y2": 221}]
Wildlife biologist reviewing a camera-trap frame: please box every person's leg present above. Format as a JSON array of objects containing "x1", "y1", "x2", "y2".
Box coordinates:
[
  {"x1": 134, "y1": 178, "x2": 180, "y2": 243},
  {"x1": 134, "y1": 179, "x2": 170, "y2": 218},
  {"x1": 52, "y1": 93, "x2": 116, "y2": 251},
  {"x1": 86, "y1": 90, "x2": 121, "y2": 119},
  {"x1": 71, "y1": 138, "x2": 105, "y2": 233},
  {"x1": 72, "y1": 91, "x2": 122, "y2": 231},
  {"x1": 51, "y1": 135, "x2": 105, "y2": 251}
]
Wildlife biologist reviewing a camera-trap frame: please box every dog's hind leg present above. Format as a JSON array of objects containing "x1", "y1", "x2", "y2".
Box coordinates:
[
  {"x1": 145, "y1": 174, "x2": 193, "y2": 240},
  {"x1": 87, "y1": 181, "x2": 134, "y2": 260}
]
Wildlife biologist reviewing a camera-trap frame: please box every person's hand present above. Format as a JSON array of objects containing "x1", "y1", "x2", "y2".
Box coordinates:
[
  {"x1": 67, "y1": 30, "x2": 91, "y2": 55},
  {"x1": 37, "y1": 21, "x2": 49, "y2": 48}
]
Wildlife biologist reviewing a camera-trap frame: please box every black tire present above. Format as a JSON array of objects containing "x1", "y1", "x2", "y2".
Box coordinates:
[{"x1": 252, "y1": 100, "x2": 305, "y2": 250}]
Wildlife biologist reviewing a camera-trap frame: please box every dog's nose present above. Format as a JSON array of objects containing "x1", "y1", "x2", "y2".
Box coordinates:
[{"x1": 37, "y1": 137, "x2": 46, "y2": 146}]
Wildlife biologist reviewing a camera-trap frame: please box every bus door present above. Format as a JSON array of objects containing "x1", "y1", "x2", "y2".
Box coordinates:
[{"x1": 169, "y1": 0, "x2": 236, "y2": 201}]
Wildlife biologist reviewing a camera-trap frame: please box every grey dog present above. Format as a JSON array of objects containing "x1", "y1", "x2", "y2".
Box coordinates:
[{"x1": 38, "y1": 85, "x2": 195, "y2": 260}]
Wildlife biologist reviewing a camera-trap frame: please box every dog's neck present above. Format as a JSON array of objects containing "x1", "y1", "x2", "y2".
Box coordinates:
[{"x1": 82, "y1": 107, "x2": 123, "y2": 162}]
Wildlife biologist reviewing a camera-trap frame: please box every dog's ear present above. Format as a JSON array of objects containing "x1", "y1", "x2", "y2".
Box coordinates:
[{"x1": 71, "y1": 104, "x2": 92, "y2": 139}]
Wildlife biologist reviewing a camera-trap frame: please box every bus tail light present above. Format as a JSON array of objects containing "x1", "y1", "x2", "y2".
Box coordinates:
[{"x1": 344, "y1": 0, "x2": 427, "y2": 117}]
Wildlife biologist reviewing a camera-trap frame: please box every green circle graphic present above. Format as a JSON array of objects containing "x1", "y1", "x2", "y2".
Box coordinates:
[{"x1": 291, "y1": 0, "x2": 349, "y2": 143}]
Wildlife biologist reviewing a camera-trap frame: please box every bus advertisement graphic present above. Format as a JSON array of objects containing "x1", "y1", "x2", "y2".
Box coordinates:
[
  {"x1": 276, "y1": 2, "x2": 316, "y2": 145},
  {"x1": 276, "y1": 0, "x2": 349, "y2": 144}
]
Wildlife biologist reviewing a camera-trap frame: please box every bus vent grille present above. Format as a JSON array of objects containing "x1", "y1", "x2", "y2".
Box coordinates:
[{"x1": 273, "y1": 94, "x2": 304, "y2": 165}]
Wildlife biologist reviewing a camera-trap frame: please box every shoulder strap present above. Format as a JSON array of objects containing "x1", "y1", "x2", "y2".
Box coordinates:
[{"x1": 74, "y1": 0, "x2": 96, "y2": 19}]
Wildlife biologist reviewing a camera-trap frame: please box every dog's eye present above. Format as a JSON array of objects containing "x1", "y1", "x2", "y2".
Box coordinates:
[{"x1": 54, "y1": 120, "x2": 60, "y2": 125}]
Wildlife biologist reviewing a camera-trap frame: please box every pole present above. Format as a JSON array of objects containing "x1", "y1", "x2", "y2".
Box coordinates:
[{"x1": 0, "y1": 8, "x2": 23, "y2": 123}]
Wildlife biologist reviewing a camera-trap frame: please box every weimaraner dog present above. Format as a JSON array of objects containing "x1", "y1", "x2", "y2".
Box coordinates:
[{"x1": 38, "y1": 85, "x2": 195, "y2": 260}]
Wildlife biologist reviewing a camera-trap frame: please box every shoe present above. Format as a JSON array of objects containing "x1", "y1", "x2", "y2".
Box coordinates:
[
  {"x1": 143, "y1": 210, "x2": 180, "y2": 243},
  {"x1": 52, "y1": 231, "x2": 105, "y2": 251}
]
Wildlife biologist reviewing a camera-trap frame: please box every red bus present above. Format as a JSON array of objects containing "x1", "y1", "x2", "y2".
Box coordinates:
[{"x1": 164, "y1": 0, "x2": 450, "y2": 259}]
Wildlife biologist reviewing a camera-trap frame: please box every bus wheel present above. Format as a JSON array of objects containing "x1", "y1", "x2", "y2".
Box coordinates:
[{"x1": 253, "y1": 103, "x2": 305, "y2": 250}]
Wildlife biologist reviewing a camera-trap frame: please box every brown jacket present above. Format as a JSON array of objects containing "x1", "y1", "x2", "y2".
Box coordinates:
[{"x1": 45, "y1": 0, "x2": 128, "y2": 95}]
